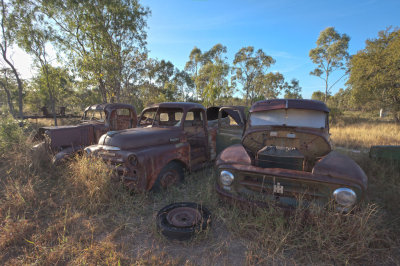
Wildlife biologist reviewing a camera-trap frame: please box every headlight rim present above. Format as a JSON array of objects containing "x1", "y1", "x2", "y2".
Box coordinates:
[
  {"x1": 220, "y1": 170, "x2": 234, "y2": 186},
  {"x1": 333, "y1": 187, "x2": 357, "y2": 207}
]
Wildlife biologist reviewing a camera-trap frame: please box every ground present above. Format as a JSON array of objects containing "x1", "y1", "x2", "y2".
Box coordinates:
[{"x1": 0, "y1": 115, "x2": 399, "y2": 265}]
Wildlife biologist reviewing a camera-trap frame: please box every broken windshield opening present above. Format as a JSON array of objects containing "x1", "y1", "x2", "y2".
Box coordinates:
[
  {"x1": 83, "y1": 110, "x2": 104, "y2": 121},
  {"x1": 139, "y1": 108, "x2": 184, "y2": 127},
  {"x1": 250, "y1": 109, "x2": 327, "y2": 129}
]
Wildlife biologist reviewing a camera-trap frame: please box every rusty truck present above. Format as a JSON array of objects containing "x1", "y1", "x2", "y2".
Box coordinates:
[
  {"x1": 215, "y1": 99, "x2": 368, "y2": 211},
  {"x1": 34, "y1": 103, "x2": 137, "y2": 163},
  {"x1": 84, "y1": 102, "x2": 245, "y2": 191}
]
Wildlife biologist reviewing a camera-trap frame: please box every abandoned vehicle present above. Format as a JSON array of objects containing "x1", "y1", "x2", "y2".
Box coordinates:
[
  {"x1": 34, "y1": 103, "x2": 137, "y2": 163},
  {"x1": 84, "y1": 102, "x2": 245, "y2": 191},
  {"x1": 215, "y1": 99, "x2": 368, "y2": 211}
]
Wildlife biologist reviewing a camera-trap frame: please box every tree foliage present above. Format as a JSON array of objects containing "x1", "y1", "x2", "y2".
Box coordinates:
[
  {"x1": 16, "y1": 0, "x2": 150, "y2": 103},
  {"x1": 348, "y1": 28, "x2": 400, "y2": 122},
  {"x1": 232, "y1": 46, "x2": 275, "y2": 104},
  {"x1": 194, "y1": 44, "x2": 230, "y2": 106},
  {"x1": 0, "y1": 0, "x2": 24, "y2": 117},
  {"x1": 283, "y1": 79, "x2": 302, "y2": 99},
  {"x1": 27, "y1": 65, "x2": 72, "y2": 113},
  {"x1": 309, "y1": 27, "x2": 350, "y2": 102},
  {"x1": 311, "y1": 91, "x2": 325, "y2": 102}
]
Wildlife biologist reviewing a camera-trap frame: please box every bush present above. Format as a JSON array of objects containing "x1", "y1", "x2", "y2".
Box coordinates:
[{"x1": 0, "y1": 116, "x2": 25, "y2": 154}]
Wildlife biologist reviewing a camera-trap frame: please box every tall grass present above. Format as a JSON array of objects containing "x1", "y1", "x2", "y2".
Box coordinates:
[
  {"x1": 0, "y1": 115, "x2": 399, "y2": 264},
  {"x1": 331, "y1": 122, "x2": 400, "y2": 149}
]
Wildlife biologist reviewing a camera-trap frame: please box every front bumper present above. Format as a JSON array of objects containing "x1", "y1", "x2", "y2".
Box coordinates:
[{"x1": 215, "y1": 183, "x2": 294, "y2": 210}]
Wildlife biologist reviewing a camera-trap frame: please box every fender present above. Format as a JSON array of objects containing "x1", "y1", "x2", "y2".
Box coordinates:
[
  {"x1": 53, "y1": 145, "x2": 85, "y2": 164},
  {"x1": 133, "y1": 142, "x2": 191, "y2": 190}
]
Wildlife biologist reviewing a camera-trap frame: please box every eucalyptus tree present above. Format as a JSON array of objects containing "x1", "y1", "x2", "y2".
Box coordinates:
[
  {"x1": 348, "y1": 28, "x2": 400, "y2": 122},
  {"x1": 309, "y1": 27, "x2": 350, "y2": 102},
  {"x1": 185, "y1": 47, "x2": 202, "y2": 99},
  {"x1": 18, "y1": 0, "x2": 150, "y2": 103},
  {"x1": 0, "y1": 68, "x2": 16, "y2": 116},
  {"x1": 29, "y1": 65, "x2": 72, "y2": 117},
  {"x1": 17, "y1": 18, "x2": 60, "y2": 124},
  {"x1": 253, "y1": 72, "x2": 285, "y2": 100},
  {"x1": 232, "y1": 46, "x2": 275, "y2": 105},
  {"x1": 0, "y1": 0, "x2": 24, "y2": 117},
  {"x1": 283, "y1": 79, "x2": 302, "y2": 99},
  {"x1": 173, "y1": 70, "x2": 194, "y2": 101},
  {"x1": 194, "y1": 44, "x2": 230, "y2": 106}
]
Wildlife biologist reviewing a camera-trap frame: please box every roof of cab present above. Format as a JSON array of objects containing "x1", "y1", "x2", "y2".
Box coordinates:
[
  {"x1": 249, "y1": 99, "x2": 330, "y2": 113},
  {"x1": 144, "y1": 102, "x2": 206, "y2": 112},
  {"x1": 84, "y1": 103, "x2": 136, "y2": 113}
]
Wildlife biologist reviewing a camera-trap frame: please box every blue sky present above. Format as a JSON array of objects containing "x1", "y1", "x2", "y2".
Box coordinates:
[{"x1": 143, "y1": 0, "x2": 400, "y2": 98}]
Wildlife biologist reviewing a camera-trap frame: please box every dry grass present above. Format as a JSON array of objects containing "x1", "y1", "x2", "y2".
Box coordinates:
[
  {"x1": 0, "y1": 115, "x2": 399, "y2": 264},
  {"x1": 331, "y1": 122, "x2": 400, "y2": 149}
]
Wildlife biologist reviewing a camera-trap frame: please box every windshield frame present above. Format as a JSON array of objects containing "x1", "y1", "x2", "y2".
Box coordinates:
[
  {"x1": 138, "y1": 107, "x2": 185, "y2": 128},
  {"x1": 82, "y1": 110, "x2": 105, "y2": 122},
  {"x1": 249, "y1": 108, "x2": 328, "y2": 129}
]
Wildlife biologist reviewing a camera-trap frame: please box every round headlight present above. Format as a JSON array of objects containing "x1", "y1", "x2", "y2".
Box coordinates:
[
  {"x1": 128, "y1": 154, "x2": 138, "y2": 166},
  {"x1": 220, "y1": 170, "x2": 234, "y2": 186},
  {"x1": 333, "y1": 188, "x2": 357, "y2": 207}
]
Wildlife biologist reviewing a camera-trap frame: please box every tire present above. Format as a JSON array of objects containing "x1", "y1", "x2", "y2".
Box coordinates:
[
  {"x1": 152, "y1": 161, "x2": 184, "y2": 191},
  {"x1": 156, "y1": 202, "x2": 211, "y2": 241}
]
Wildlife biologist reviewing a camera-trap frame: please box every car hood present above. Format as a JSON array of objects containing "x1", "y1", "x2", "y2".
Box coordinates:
[{"x1": 99, "y1": 127, "x2": 184, "y2": 150}]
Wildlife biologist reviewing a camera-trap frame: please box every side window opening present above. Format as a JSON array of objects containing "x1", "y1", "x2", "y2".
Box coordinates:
[{"x1": 185, "y1": 110, "x2": 204, "y2": 127}]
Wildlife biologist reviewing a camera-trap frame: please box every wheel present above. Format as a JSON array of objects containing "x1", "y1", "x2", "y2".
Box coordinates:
[
  {"x1": 152, "y1": 161, "x2": 184, "y2": 191},
  {"x1": 156, "y1": 202, "x2": 211, "y2": 240}
]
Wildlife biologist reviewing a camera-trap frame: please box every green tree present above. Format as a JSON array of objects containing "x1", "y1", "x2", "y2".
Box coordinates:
[
  {"x1": 232, "y1": 46, "x2": 275, "y2": 105},
  {"x1": 185, "y1": 47, "x2": 202, "y2": 100},
  {"x1": 171, "y1": 70, "x2": 194, "y2": 102},
  {"x1": 309, "y1": 27, "x2": 350, "y2": 102},
  {"x1": 17, "y1": 0, "x2": 150, "y2": 103},
  {"x1": 311, "y1": 90, "x2": 325, "y2": 102},
  {"x1": 326, "y1": 88, "x2": 352, "y2": 110},
  {"x1": 253, "y1": 72, "x2": 285, "y2": 100},
  {"x1": 347, "y1": 28, "x2": 400, "y2": 122},
  {"x1": 195, "y1": 44, "x2": 230, "y2": 106},
  {"x1": 283, "y1": 79, "x2": 303, "y2": 99},
  {"x1": 0, "y1": 68, "x2": 17, "y2": 116},
  {"x1": 196, "y1": 61, "x2": 230, "y2": 106},
  {"x1": 0, "y1": 0, "x2": 24, "y2": 118},
  {"x1": 28, "y1": 65, "x2": 73, "y2": 118}
]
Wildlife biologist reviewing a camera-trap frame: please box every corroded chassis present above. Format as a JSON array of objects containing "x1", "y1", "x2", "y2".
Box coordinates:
[
  {"x1": 87, "y1": 102, "x2": 246, "y2": 192},
  {"x1": 215, "y1": 99, "x2": 368, "y2": 209},
  {"x1": 36, "y1": 103, "x2": 137, "y2": 163}
]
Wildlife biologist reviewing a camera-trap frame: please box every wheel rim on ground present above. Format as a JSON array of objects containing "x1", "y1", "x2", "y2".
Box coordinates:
[{"x1": 166, "y1": 206, "x2": 202, "y2": 228}]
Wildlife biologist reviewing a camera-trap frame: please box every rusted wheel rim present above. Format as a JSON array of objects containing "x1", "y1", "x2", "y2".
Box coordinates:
[
  {"x1": 160, "y1": 169, "x2": 179, "y2": 188},
  {"x1": 166, "y1": 207, "x2": 202, "y2": 228}
]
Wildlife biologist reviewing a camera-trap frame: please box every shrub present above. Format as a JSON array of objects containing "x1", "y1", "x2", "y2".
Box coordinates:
[{"x1": 0, "y1": 116, "x2": 25, "y2": 154}]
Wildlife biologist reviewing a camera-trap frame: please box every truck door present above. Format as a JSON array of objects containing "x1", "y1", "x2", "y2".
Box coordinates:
[
  {"x1": 184, "y1": 109, "x2": 208, "y2": 170},
  {"x1": 216, "y1": 107, "x2": 246, "y2": 155},
  {"x1": 110, "y1": 108, "x2": 137, "y2": 131}
]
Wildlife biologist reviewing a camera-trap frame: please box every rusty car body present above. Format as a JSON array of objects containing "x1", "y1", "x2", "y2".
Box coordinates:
[
  {"x1": 215, "y1": 99, "x2": 368, "y2": 211},
  {"x1": 84, "y1": 102, "x2": 245, "y2": 192},
  {"x1": 35, "y1": 103, "x2": 137, "y2": 163}
]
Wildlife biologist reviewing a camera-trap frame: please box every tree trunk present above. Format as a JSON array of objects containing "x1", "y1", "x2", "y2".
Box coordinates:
[
  {"x1": 0, "y1": 79, "x2": 15, "y2": 117},
  {"x1": 98, "y1": 77, "x2": 107, "y2": 103},
  {"x1": 45, "y1": 71, "x2": 58, "y2": 126},
  {"x1": 1, "y1": 55, "x2": 23, "y2": 117},
  {"x1": 324, "y1": 72, "x2": 329, "y2": 102}
]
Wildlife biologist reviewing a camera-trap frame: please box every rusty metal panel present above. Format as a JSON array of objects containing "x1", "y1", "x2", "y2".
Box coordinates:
[{"x1": 250, "y1": 99, "x2": 330, "y2": 113}]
